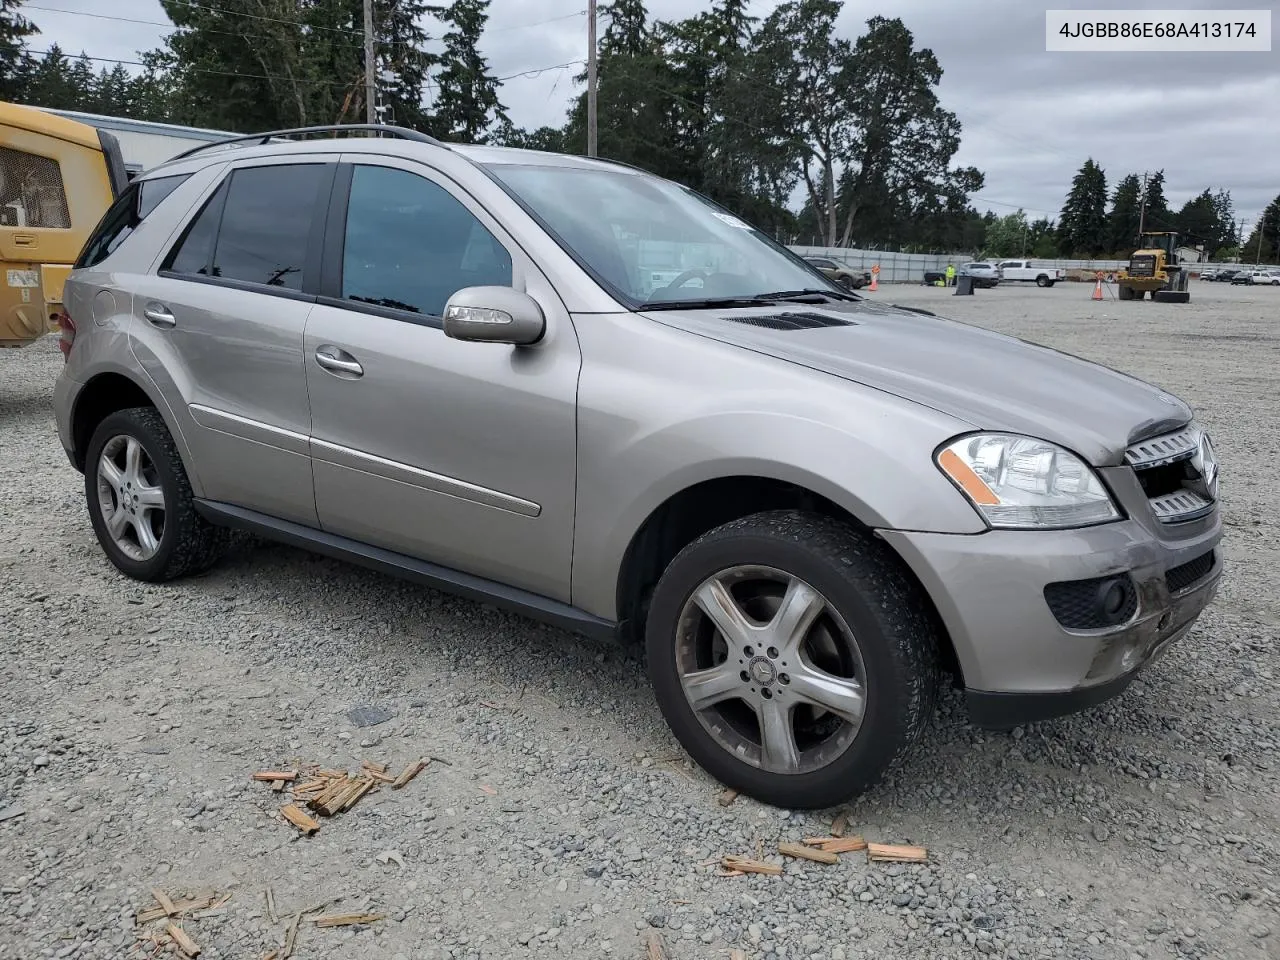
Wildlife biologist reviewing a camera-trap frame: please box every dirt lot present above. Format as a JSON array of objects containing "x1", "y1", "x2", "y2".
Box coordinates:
[{"x1": 1, "y1": 281, "x2": 1277, "y2": 960}]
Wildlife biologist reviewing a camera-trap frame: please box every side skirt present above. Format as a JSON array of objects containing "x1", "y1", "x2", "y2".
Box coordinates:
[{"x1": 193, "y1": 499, "x2": 618, "y2": 643}]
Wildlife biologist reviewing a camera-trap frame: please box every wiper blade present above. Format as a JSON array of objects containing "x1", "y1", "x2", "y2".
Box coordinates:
[
  {"x1": 637, "y1": 296, "x2": 781, "y2": 311},
  {"x1": 755, "y1": 287, "x2": 861, "y2": 303}
]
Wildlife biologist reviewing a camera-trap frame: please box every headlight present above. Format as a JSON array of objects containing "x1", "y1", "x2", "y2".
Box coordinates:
[{"x1": 936, "y1": 434, "x2": 1120, "y2": 529}]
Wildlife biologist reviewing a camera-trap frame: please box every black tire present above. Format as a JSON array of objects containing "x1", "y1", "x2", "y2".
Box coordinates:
[
  {"x1": 837, "y1": 275, "x2": 854, "y2": 290},
  {"x1": 1036, "y1": 275, "x2": 1049, "y2": 287},
  {"x1": 645, "y1": 510, "x2": 940, "y2": 809},
  {"x1": 1153, "y1": 290, "x2": 1190, "y2": 304},
  {"x1": 84, "y1": 406, "x2": 228, "y2": 582}
]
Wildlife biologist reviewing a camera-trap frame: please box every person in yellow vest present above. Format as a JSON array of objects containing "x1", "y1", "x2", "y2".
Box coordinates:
[{"x1": 945, "y1": 263, "x2": 956, "y2": 287}]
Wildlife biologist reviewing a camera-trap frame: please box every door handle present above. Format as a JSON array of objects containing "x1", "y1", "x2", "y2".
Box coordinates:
[
  {"x1": 143, "y1": 302, "x2": 176, "y2": 328},
  {"x1": 315, "y1": 345, "x2": 363, "y2": 377}
]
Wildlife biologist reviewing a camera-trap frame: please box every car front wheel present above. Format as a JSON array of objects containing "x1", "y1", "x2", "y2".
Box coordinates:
[{"x1": 645, "y1": 510, "x2": 940, "y2": 809}]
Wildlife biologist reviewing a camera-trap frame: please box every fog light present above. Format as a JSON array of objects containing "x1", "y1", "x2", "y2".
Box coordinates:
[{"x1": 1044, "y1": 574, "x2": 1137, "y2": 630}]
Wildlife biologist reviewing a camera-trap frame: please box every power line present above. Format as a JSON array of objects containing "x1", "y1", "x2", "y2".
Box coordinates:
[
  {"x1": 486, "y1": 10, "x2": 587, "y2": 34},
  {"x1": 498, "y1": 59, "x2": 585, "y2": 82}
]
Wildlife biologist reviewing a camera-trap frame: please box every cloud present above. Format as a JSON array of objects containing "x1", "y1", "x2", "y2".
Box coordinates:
[{"x1": 25, "y1": 0, "x2": 1279, "y2": 224}]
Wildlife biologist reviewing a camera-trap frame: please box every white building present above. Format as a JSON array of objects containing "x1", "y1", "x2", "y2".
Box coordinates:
[{"x1": 34, "y1": 108, "x2": 237, "y2": 177}]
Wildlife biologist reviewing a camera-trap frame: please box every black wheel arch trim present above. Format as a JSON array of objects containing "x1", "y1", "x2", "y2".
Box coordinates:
[
  {"x1": 192, "y1": 499, "x2": 619, "y2": 642},
  {"x1": 965, "y1": 671, "x2": 1134, "y2": 728}
]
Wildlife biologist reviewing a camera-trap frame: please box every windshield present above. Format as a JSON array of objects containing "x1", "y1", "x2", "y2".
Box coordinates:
[{"x1": 483, "y1": 162, "x2": 839, "y2": 306}]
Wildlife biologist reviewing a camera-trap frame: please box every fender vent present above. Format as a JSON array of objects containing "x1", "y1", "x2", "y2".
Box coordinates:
[{"x1": 725, "y1": 312, "x2": 854, "y2": 331}]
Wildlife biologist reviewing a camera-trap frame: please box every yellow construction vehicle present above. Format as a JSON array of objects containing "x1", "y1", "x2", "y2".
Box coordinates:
[
  {"x1": 0, "y1": 101, "x2": 125, "y2": 348},
  {"x1": 1116, "y1": 231, "x2": 1191, "y2": 303}
]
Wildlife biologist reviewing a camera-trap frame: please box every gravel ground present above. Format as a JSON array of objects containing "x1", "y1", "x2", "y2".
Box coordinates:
[{"x1": 1, "y1": 281, "x2": 1277, "y2": 960}]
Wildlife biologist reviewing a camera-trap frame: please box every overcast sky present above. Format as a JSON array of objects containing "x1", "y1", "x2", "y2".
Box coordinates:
[{"x1": 22, "y1": 0, "x2": 1279, "y2": 227}]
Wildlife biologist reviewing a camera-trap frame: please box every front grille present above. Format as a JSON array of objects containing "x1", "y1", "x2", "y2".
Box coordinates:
[
  {"x1": 1128, "y1": 255, "x2": 1156, "y2": 278},
  {"x1": 1044, "y1": 574, "x2": 1138, "y2": 630},
  {"x1": 725, "y1": 312, "x2": 854, "y2": 331},
  {"x1": 1166, "y1": 550, "x2": 1215, "y2": 594},
  {"x1": 1125, "y1": 424, "x2": 1216, "y2": 524}
]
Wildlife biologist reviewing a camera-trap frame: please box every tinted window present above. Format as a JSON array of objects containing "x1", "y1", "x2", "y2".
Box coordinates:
[
  {"x1": 209, "y1": 165, "x2": 324, "y2": 290},
  {"x1": 341, "y1": 165, "x2": 511, "y2": 317},
  {"x1": 164, "y1": 180, "x2": 227, "y2": 277},
  {"x1": 77, "y1": 174, "x2": 191, "y2": 268}
]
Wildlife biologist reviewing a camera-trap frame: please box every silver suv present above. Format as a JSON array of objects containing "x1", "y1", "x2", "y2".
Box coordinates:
[{"x1": 53, "y1": 126, "x2": 1222, "y2": 809}]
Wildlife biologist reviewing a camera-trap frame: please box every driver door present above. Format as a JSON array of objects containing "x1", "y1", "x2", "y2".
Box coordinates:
[{"x1": 303, "y1": 157, "x2": 581, "y2": 601}]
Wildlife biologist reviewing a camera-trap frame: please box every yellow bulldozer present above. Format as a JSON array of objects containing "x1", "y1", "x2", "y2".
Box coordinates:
[
  {"x1": 0, "y1": 101, "x2": 124, "y2": 348},
  {"x1": 1115, "y1": 231, "x2": 1191, "y2": 303}
]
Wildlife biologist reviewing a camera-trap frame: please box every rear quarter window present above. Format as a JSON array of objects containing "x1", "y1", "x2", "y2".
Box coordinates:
[{"x1": 75, "y1": 174, "x2": 191, "y2": 269}]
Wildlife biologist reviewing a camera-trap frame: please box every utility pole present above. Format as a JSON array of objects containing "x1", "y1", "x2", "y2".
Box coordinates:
[
  {"x1": 1137, "y1": 171, "x2": 1149, "y2": 240},
  {"x1": 1258, "y1": 212, "x2": 1266, "y2": 264},
  {"x1": 363, "y1": 0, "x2": 376, "y2": 125},
  {"x1": 587, "y1": 0, "x2": 598, "y2": 157}
]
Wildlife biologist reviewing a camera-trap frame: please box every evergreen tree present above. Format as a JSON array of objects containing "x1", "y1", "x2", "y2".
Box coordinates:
[
  {"x1": 1057, "y1": 158, "x2": 1108, "y2": 255},
  {"x1": 1107, "y1": 173, "x2": 1142, "y2": 253},
  {"x1": 0, "y1": 0, "x2": 37, "y2": 101},
  {"x1": 1140, "y1": 169, "x2": 1171, "y2": 232},
  {"x1": 428, "y1": 0, "x2": 508, "y2": 141},
  {"x1": 1241, "y1": 194, "x2": 1280, "y2": 264}
]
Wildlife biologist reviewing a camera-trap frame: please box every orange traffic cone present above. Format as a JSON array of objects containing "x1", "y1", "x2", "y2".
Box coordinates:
[
  {"x1": 868, "y1": 266, "x2": 879, "y2": 292},
  {"x1": 1092, "y1": 277, "x2": 1104, "y2": 300}
]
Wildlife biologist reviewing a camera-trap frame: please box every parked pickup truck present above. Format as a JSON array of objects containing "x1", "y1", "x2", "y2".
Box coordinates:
[{"x1": 995, "y1": 260, "x2": 1063, "y2": 287}]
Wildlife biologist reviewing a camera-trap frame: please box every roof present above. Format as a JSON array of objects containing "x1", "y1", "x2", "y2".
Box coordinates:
[{"x1": 0, "y1": 100, "x2": 104, "y2": 150}]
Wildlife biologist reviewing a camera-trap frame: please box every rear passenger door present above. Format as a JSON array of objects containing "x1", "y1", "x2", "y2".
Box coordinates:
[
  {"x1": 128, "y1": 156, "x2": 337, "y2": 526},
  {"x1": 303, "y1": 157, "x2": 581, "y2": 601}
]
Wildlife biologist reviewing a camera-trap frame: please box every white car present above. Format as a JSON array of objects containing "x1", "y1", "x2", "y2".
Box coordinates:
[
  {"x1": 1231, "y1": 270, "x2": 1276, "y2": 286},
  {"x1": 996, "y1": 259, "x2": 1064, "y2": 287},
  {"x1": 960, "y1": 262, "x2": 1000, "y2": 287}
]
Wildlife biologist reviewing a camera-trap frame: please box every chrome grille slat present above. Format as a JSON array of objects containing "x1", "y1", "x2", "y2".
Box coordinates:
[
  {"x1": 1125, "y1": 423, "x2": 1217, "y2": 524},
  {"x1": 1124, "y1": 425, "x2": 1198, "y2": 468}
]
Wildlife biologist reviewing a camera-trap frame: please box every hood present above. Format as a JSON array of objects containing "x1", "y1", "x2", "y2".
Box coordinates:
[{"x1": 643, "y1": 299, "x2": 1192, "y2": 465}]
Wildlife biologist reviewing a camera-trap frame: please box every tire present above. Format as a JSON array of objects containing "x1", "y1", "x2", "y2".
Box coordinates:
[
  {"x1": 1153, "y1": 290, "x2": 1190, "y2": 304},
  {"x1": 645, "y1": 510, "x2": 940, "y2": 809},
  {"x1": 1035, "y1": 275, "x2": 1049, "y2": 287},
  {"x1": 838, "y1": 275, "x2": 854, "y2": 290},
  {"x1": 84, "y1": 406, "x2": 228, "y2": 582}
]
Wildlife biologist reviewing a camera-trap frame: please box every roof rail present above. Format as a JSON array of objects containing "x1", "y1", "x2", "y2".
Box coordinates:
[{"x1": 168, "y1": 124, "x2": 445, "y2": 162}]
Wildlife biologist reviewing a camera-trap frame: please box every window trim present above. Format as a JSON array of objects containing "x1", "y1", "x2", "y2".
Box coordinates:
[
  {"x1": 318, "y1": 158, "x2": 517, "y2": 329},
  {"x1": 155, "y1": 159, "x2": 337, "y2": 303}
]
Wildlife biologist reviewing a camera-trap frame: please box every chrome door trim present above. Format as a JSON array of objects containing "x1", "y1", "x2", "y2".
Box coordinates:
[
  {"x1": 188, "y1": 403, "x2": 310, "y2": 457},
  {"x1": 310, "y1": 437, "x2": 542, "y2": 518}
]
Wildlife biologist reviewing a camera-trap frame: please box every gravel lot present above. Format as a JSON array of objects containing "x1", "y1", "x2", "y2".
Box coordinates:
[{"x1": 1, "y1": 281, "x2": 1277, "y2": 960}]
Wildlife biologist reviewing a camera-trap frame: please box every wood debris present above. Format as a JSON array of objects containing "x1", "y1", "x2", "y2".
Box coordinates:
[
  {"x1": 254, "y1": 759, "x2": 429, "y2": 835},
  {"x1": 830, "y1": 810, "x2": 849, "y2": 837},
  {"x1": 392, "y1": 759, "x2": 427, "y2": 789},
  {"x1": 867, "y1": 842, "x2": 928, "y2": 863},
  {"x1": 263, "y1": 953, "x2": 278, "y2": 960},
  {"x1": 720, "y1": 855, "x2": 783, "y2": 876},
  {"x1": 717, "y1": 788, "x2": 739, "y2": 807},
  {"x1": 811, "y1": 836, "x2": 868, "y2": 855},
  {"x1": 645, "y1": 929, "x2": 669, "y2": 960},
  {"x1": 265, "y1": 888, "x2": 277, "y2": 924},
  {"x1": 165, "y1": 922, "x2": 200, "y2": 957},
  {"x1": 730, "y1": 951, "x2": 748, "y2": 960},
  {"x1": 150, "y1": 889, "x2": 177, "y2": 917},
  {"x1": 313, "y1": 912, "x2": 385, "y2": 928},
  {"x1": 479, "y1": 784, "x2": 498, "y2": 796},
  {"x1": 778, "y1": 841, "x2": 838, "y2": 865},
  {"x1": 280, "y1": 803, "x2": 320, "y2": 835}
]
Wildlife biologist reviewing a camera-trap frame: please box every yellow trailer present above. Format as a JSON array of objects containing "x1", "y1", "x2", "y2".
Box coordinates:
[{"x1": 0, "y1": 101, "x2": 124, "y2": 347}]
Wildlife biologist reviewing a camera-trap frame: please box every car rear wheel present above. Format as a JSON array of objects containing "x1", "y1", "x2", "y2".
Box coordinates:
[
  {"x1": 85, "y1": 406, "x2": 228, "y2": 582},
  {"x1": 838, "y1": 275, "x2": 854, "y2": 290},
  {"x1": 645, "y1": 510, "x2": 939, "y2": 809},
  {"x1": 1036, "y1": 275, "x2": 1049, "y2": 287}
]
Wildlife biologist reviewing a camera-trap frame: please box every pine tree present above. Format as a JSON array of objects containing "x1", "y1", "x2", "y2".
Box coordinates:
[
  {"x1": 428, "y1": 0, "x2": 507, "y2": 142},
  {"x1": 1107, "y1": 173, "x2": 1142, "y2": 253},
  {"x1": 1140, "y1": 169, "x2": 1171, "y2": 232},
  {"x1": 1241, "y1": 194, "x2": 1280, "y2": 264},
  {"x1": 0, "y1": 0, "x2": 37, "y2": 101},
  {"x1": 1057, "y1": 158, "x2": 1108, "y2": 255}
]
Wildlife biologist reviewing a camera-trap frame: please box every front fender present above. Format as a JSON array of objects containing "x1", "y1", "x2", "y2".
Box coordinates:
[{"x1": 568, "y1": 313, "x2": 985, "y2": 619}]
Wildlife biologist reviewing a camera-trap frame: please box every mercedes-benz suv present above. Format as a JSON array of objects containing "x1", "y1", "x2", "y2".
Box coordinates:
[{"x1": 53, "y1": 126, "x2": 1222, "y2": 809}]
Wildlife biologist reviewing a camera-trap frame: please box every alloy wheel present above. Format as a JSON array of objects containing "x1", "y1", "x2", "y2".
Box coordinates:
[
  {"x1": 674, "y1": 565, "x2": 867, "y2": 775},
  {"x1": 96, "y1": 434, "x2": 166, "y2": 562}
]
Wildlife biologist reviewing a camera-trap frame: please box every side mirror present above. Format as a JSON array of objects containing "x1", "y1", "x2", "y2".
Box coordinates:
[{"x1": 442, "y1": 286, "x2": 545, "y2": 345}]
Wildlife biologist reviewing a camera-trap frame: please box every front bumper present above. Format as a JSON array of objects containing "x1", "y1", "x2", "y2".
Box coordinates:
[{"x1": 881, "y1": 513, "x2": 1222, "y2": 727}]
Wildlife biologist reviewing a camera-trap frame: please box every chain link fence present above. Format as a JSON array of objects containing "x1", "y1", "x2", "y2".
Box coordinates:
[{"x1": 788, "y1": 246, "x2": 1142, "y2": 283}]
